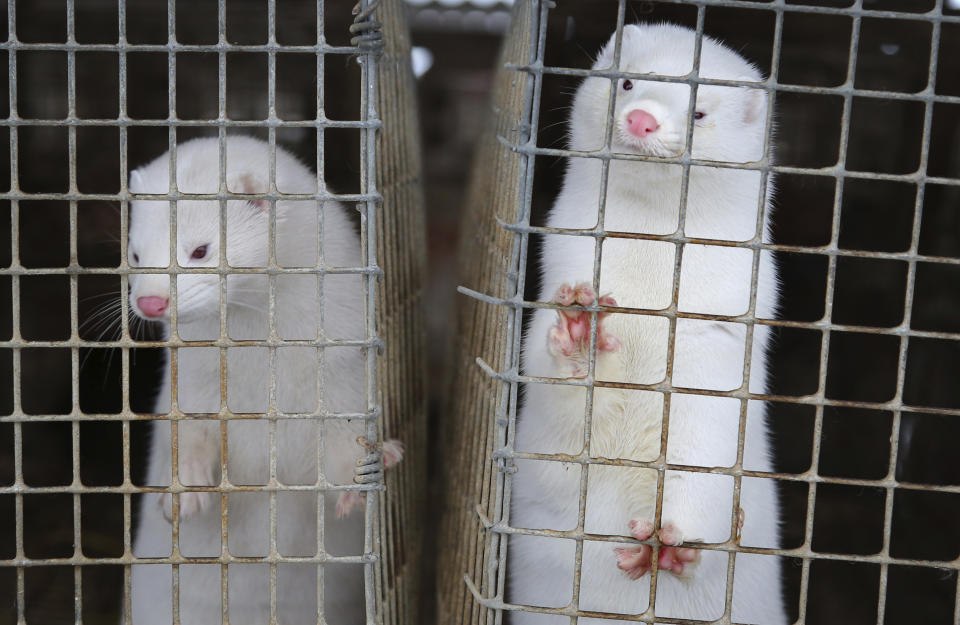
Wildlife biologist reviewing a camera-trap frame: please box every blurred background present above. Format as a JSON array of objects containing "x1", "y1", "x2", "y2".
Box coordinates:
[{"x1": 0, "y1": 0, "x2": 958, "y2": 623}]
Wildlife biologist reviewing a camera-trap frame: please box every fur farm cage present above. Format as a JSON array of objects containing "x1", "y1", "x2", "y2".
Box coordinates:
[
  {"x1": 0, "y1": 0, "x2": 427, "y2": 623},
  {"x1": 438, "y1": 1, "x2": 960, "y2": 625}
]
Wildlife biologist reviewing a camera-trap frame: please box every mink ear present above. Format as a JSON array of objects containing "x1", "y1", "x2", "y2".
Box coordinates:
[
  {"x1": 595, "y1": 24, "x2": 638, "y2": 69},
  {"x1": 227, "y1": 172, "x2": 268, "y2": 210},
  {"x1": 741, "y1": 82, "x2": 768, "y2": 126},
  {"x1": 595, "y1": 39, "x2": 616, "y2": 70},
  {"x1": 129, "y1": 169, "x2": 144, "y2": 193}
]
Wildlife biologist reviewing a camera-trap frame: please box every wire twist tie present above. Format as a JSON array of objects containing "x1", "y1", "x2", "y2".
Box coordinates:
[{"x1": 350, "y1": 0, "x2": 384, "y2": 53}]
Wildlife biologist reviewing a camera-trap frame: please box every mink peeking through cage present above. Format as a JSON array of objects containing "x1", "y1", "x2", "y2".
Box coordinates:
[
  {"x1": 123, "y1": 135, "x2": 402, "y2": 624},
  {"x1": 508, "y1": 21, "x2": 785, "y2": 625},
  {"x1": 0, "y1": 1, "x2": 427, "y2": 623},
  {"x1": 1, "y1": 0, "x2": 960, "y2": 624},
  {"x1": 439, "y1": 2, "x2": 960, "y2": 625}
]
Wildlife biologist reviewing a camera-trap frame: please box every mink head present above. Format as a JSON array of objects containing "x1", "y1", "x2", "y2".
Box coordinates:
[
  {"x1": 570, "y1": 23, "x2": 770, "y2": 164},
  {"x1": 126, "y1": 137, "x2": 293, "y2": 325}
]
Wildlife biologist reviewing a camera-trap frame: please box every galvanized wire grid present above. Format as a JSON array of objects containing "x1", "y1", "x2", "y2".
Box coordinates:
[
  {"x1": 435, "y1": 2, "x2": 535, "y2": 623},
  {"x1": 1, "y1": 0, "x2": 403, "y2": 623},
  {"x1": 450, "y1": 1, "x2": 959, "y2": 624},
  {"x1": 369, "y1": 1, "x2": 429, "y2": 624}
]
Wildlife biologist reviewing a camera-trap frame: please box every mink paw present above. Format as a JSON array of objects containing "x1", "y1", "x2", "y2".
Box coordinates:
[
  {"x1": 614, "y1": 519, "x2": 700, "y2": 579},
  {"x1": 159, "y1": 458, "x2": 218, "y2": 523},
  {"x1": 547, "y1": 282, "x2": 620, "y2": 377},
  {"x1": 335, "y1": 438, "x2": 404, "y2": 519}
]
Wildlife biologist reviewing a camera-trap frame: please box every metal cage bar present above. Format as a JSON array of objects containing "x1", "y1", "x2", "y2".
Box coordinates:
[
  {"x1": 442, "y1": 1, "x2": 959, "y2": 624},
  {"x1": 0, "y1": 0, "x2": 426, "y2": 623}
]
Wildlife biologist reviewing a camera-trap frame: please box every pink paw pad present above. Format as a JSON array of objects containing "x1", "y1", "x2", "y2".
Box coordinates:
[
  {"x1": 547, "y1": 282, "x2": 620, "y2": 374},
  {"x1": 335, "y1": 438, "x2": 405, "y2": 519},
  {"x1": 382, "y1": 439, "x2": 404, "y2": 469},
  {"x1": 336, "y1": 491, "x2": 364, "y2": 519},
  {"x1": 615, "y1": 519, "x2": 700, "y2": 579},
  {"x1": 159, "y1": 456, "x2": 218, "y2": 523}
]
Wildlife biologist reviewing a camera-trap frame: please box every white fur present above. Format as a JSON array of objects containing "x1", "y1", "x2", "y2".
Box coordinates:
[
  {"x1": 508, "y1": 24, "x2": 786, "y2": 624},
  {"x1": 126, "y1": 136, "x2": 368, "y2": 624}
]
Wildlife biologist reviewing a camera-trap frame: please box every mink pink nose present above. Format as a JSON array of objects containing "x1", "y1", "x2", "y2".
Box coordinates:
[
  {"x1": 137, "y1": 296, "x2": 169, "y2": 318},
  {"x1": 626, "y1": 109, "x2": 660, "y2": 138}
]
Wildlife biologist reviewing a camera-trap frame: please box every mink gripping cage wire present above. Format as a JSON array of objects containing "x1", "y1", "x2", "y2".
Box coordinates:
[
  {"x1": 0, "y1": 0, "x2": 428, "y2": 623},
  {"x1": 440, "y1": 1, "x2": 960, "y2": 624}
]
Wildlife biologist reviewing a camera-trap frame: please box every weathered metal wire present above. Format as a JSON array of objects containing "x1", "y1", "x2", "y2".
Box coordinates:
[
  {"x1": 2, "y1": 0, "x2": 425, "y2": 623},
  {"x1": 442, "y1": 1, "x2": 957, "y2": 624}
]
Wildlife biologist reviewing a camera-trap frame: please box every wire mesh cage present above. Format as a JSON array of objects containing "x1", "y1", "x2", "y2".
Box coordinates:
[
  {"x1": 0, "y1": 0, "x2": 426, "y2": 623},
  {"x1": 439, "y1": 1, "x2": 960, "y2": 624}
]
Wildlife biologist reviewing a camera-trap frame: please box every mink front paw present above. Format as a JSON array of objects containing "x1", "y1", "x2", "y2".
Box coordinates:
[
  {"x1": 614, "y1": 519, "x2": 700, "y2": 579},
  {"x1": 547, "y1": 282, "x2": 620, "y2": 377},
  {"x1": 158, "y1": 458, "x2": 219, "y2": 523},
  {"x1": 335, "y1": 438, "x2": 404, "y2": 518}
]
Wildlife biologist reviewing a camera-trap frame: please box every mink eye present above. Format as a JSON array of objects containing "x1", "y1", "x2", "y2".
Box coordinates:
[
  {"x1": 190, "y1": 245, "x2": 209, "y2": 260},
  {"x1": 622, "y1": 79, "x2": 633, "y2": 91},
  {"x1": 694, "y1": 111, "x2": 706, "y2": 120}
]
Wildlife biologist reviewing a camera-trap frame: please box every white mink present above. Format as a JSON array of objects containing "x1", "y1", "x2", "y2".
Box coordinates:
[
  {"x1": 507, "y1": 24, "x2": 786, "y2": 624},
  {"x1": 125, "y1": 136, "x2": 401, "y2": 625}
]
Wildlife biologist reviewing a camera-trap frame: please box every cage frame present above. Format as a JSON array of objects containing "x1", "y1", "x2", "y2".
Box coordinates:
[
  {"x1": 449, "y1": 1, "x2": 959, "y2": 624},
  {"x1": 0, "y1": 0, "x2": 429, "y2": 623}
]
